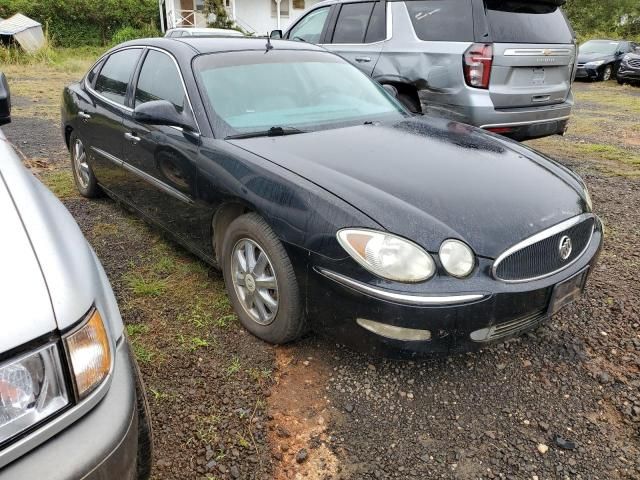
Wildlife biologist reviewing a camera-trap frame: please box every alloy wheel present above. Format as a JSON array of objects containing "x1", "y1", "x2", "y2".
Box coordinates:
[
  {"x1": 603, "y1": 66, "x2": 612, "y2": 81},
  {"x1": 73, "y1": 138, "x2": 90, "y2": 189},
  {"x1": 231, "y1": 238, "x2": 279, "y2": 325}
]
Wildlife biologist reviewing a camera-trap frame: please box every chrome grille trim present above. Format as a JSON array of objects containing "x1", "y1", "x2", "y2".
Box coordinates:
[
  {"x1": 492, "y1": 213, "x2": 595, "y2": 283},
  {"x1": 470, "y1": 309, "x2": 546, "y2": 342}
]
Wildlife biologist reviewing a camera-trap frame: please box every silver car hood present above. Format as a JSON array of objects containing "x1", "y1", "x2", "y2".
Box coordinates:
[
  {"x1": 0, "y1": 170, "x2": 56, "y2": 352},
  {"x1": 0, "y1": 132, "x2": 123, "y2": 353}
]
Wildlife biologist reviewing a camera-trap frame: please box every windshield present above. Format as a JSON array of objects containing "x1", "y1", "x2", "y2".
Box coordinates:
[
  {"x1": 580, "y1": 41, "x2": 619, "y2": 55},
  {"x1": 193, "y1": 50, "x2": 406, "y2": 137}
]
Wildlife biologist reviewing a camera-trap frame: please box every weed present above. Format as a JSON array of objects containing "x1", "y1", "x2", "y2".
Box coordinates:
[
  {"x1": 91, "y1": 223, "x2": 119, "y2": 237},
  {"x1": 40, "y1": 170, "x2": 76, "y2": 198},
  {"x1": 216, "y1": 314, "x2": 236, "y2": 329},
  {"x1": 125, "y1": 273, "x2": 166, "y2": 296},
  {"x1": 227, "y1": 356, "x2": 242, "y2": 376},
  {"x1": 149, "y1": 388, "x2": 171, "y2": 401},
  {"x1": 126, "y1": 323, "x2": 149, "y2": 338},
  {"x1": 152, "y1": 254, "x2": 176, "y2": 275},
  {"x1": 236, "y1": 433, "x2": 251, "y2": 449},
  {"x1": 178, "y1": 334, "x2": 210, "y2": 351},
  {"x1": 178, "y1": 302, "x2": 213, "y2": 328}
]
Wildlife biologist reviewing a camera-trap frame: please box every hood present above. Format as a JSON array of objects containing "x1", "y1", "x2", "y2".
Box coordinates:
[
  {"x1": 0, "y1": 171, "x2": 56, "y2": 353},
  {"x1": 229, "y1": 118, "x2": 587, "y2": 258},
  {"x1": 578, "y1": 52, "x2": 614, "y2": 63}
]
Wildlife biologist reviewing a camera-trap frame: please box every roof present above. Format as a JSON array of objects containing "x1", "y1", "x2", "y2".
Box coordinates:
[
  {"x1": 118, "y1": 36, "x2": 325, "y2": 55},
  {"x1": 0, "y1": 13, "x2": 41, "y2": 35}
]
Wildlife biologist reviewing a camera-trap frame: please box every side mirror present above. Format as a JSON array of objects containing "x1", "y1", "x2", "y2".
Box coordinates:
[
  {"x1": 0, "y1": 73, "x2": 11, "y2": 126},
  {"x1": 382, "y1": 84, "x2": 398, "y2": 98},
  {"x1": 133, "y1": 100, "x2": 197, "y2": 132},
  {"x1": 270, "y1": 30, "x2": 283, "y2": 39}
]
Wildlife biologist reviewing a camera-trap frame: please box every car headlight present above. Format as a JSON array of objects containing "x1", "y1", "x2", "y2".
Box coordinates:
[
  {"x1": 584, "y1": 186, "x2": 593, "y2": 211},
  {"x1": 0, "y1": 344, "x2": 69, "y2": 444},
  {"x1": 622, "y1": 55, "x2": 630, "y2": 62},
  {"x1": 585, "y1": 60, "x2": 605, "y2": 67},
  {"x1": 337, "y1": 229, "x2": 436, "y2": 282},
  {"x1": 65, "y1": 309, "x2": 111, "y2": 399},
  {"x1": 439, "y1": 239, "x2": 475, "y2": 278}
]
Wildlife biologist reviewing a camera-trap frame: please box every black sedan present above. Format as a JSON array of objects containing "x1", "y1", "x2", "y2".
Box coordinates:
[
  {"x1": 576, "y1": 39, "x2": 637, "y2": 81},
  {"x1": 62, "y1": 37, "x2": 602, "y2": 357}
]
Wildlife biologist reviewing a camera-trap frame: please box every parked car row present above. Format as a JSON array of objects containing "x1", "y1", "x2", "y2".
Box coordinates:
[{"x1": 576, "y1": 39, "x2": 640, "y2": 84}]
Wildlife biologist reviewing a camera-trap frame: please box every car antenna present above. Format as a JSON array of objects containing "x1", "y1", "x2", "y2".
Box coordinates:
[{"x1": 266, "y1": 33, "x2": 274, "y2": 52}]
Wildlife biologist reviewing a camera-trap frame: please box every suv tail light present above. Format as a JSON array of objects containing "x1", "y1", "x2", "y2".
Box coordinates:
[{"x1": 463, "y1": 43, "x2": 493, "y2": 89}]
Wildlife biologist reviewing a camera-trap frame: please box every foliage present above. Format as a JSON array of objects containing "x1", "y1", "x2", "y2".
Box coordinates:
[
  {"x1": 111, "y1": 25, "x2": 161, "y2": 45},
  {"x1": 564, "y1": 0, "x2": 640, "y2": 42},
  {"x1": 203, "y1": 0, "x2": 235, "y2": 30},
  {"x1": 0, "y1": 0, "x2": 160, "y2": 47}
]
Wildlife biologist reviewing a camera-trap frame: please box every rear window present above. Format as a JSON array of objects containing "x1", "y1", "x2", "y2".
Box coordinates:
[
  {"x1": 405, "y1": 0, "x2": 473, "y2": 42},
  {"x1": 485, "y1": 1, "x2": 573, "y2": 44}
]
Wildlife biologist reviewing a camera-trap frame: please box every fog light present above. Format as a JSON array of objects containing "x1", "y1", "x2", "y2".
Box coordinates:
[{"x1": 356, "y1": 318, "x2": 431, "y2": 341}]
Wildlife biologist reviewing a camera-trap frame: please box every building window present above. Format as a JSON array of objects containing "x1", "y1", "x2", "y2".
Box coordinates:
[
  {"x1": 292, "y1": 0, "x2": 304, "y2": 9},
  {"x1": 195, "y1": 0, "x2": 205, "y2": 11},
  {"x1": 271, "y1": 0, "x2": 290, "y2": 17}
]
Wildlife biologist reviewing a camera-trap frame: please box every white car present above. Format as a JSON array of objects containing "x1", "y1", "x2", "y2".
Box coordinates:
[
  {"x1": 0, "y1": 73, "x2": 152, "y2": 479},
  {"x1": 164, "y1": 27, "x2": 243, "y2": 38}
]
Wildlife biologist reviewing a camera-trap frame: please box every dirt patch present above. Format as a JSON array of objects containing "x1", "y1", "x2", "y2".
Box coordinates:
[{"x1": 268, "y1": 346, "x2": 339, "y2": 479}]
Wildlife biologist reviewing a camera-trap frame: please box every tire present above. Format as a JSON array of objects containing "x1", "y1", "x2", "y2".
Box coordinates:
[
  {"x1": 221, "y1": 213, "x2": 306, "y2": 344},
  {"x1": 397, "y1": 93, "x2": 421, "y2": 113},
  {"x1": 599, "y1": 65, "x2": 613, "y2": 82},
  {"x1": 617, "y1": 77, "x2": 624, "y2": 85},
  {"x1": 69, "y1": 131, "x2": 101, "y2": 198},
  {"x1": 128, "y1": 342, "x2": 153, "y2": 480}
]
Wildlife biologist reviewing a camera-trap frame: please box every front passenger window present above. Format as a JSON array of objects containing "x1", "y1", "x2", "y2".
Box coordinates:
[
  {"x1": 94, "y1": 48, "x2": 142, "y2": 105},
  {"x1": 135, "y1": 50, "x2": 186, "y2": 112},
  {"x1": 288, "y1": 7, "x2": 330, "y2": 43}
]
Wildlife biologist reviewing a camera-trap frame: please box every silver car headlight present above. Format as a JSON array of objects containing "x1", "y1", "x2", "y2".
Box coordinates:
[
  {"x1": 337, "y1": 229, "x2": 436, "y2": 282},
  {"x1": 585, "y1": 60, "x2": 605, "y2": 67},
  {"x1": 439, "y1": 239, "x2": 475, "y2": 278},
  {"x1": 0, "y1": 344, "x2": 69, "y2": 444}
]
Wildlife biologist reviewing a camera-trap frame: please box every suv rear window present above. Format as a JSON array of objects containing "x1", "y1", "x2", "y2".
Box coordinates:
[
  {"x1": 405, "y1": 0, "x2": 473, "y2": 42},
  {"x1": 485, "y1": 1, "x2": 573, "y2": 44}
]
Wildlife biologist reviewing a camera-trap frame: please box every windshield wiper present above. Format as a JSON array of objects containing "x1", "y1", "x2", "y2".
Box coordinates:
[{"x1": 225, "y1": 126, "x2": 307, "y2": 140}]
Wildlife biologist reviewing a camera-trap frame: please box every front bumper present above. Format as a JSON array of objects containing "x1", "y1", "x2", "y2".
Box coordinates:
[
  {"x1": 290, "y1": 221, "x2": 603, "y2": 358},
  {"x1": 0, "y1": 339, "x2": 147, "y2": 479},
  {"x1": 617, "y1": 67, "x2": 640, "y2": 82},
  {"x1": 575, "y1": 66, "x2": 601, "y2": 80}
]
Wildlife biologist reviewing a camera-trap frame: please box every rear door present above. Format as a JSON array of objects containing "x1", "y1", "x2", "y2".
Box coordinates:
[
  {"x1": 322, "y1": 1, "x2": 386, "y2": 76},
  {"x1": 482, "y1": 0, "x2": 576, "y2": 108}
]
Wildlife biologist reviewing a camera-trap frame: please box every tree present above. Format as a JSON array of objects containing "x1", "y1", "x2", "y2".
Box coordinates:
[{"x1": 203, "y1": 0, "x2": 235, "y2": 29}]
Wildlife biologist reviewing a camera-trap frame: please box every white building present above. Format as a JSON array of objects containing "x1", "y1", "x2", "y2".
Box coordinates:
[{"x1": 158, "y1": 0, "x2": 320, "y2": 36}]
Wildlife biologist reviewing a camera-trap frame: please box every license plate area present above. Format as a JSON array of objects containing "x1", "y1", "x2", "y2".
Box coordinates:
[{"x1": 548, "y1": 267, "x2": 589, "y2": 315}]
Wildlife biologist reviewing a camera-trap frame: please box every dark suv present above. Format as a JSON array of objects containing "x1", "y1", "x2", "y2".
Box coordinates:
[{"x1": 278, "y1": 0, "x2": 577, "y2": 140}]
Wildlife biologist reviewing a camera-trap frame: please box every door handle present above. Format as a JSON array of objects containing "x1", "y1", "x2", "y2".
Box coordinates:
[
  {"x1": 355, "y1": 56, "x2": 371, "y2": 63},
  {"x1": 78, "y1": 111, "x2": 91, "y2": 119},
  {"x1": 124, "y1": 132, "x2": 141, "y2": 143}
]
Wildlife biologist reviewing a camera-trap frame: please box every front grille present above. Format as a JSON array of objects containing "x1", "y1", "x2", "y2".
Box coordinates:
[
  {"x1": 493, "y1": 215, "x2": 595, "y2": 282},
  {"x1": 628, "y1": 59, "x2": 640, "y2": 69},
  {"x1": 470, "y1": 309, "x2": 546, "y2": 342}
]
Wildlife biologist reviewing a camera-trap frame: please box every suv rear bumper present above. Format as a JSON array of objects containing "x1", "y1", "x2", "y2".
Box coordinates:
[
  {"x1": 420, "y1": 90, "x2": 573, "y2": 141},
  {"x1": 0, "y1": 340, "x2": 149, "y2": 480}
]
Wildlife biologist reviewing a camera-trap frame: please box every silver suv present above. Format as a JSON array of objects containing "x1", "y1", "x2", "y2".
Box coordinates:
[{"x1": 277, "y1": 0, "x2": 576, "y2": 140}]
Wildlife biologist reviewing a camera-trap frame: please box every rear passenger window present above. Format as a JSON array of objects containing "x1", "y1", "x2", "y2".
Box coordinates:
[
  {"x1": 94, "y1": 49, "x2": 142, "y2": 105},
  {"x1": 332, "y1": 2, "x2": 375, "y2": 44},
  {"x1": 484, "y1": 0, "x2": 573, "y2": 44},
  {"x1": 405, "y1": 0, "x2": 473, "y2": 42},
  {"x1": 365, "y1": 1, "x2": 386, "y2": 43},
  {"x1": 135, "y1": 50, "x2": 185, "y2": 111}
]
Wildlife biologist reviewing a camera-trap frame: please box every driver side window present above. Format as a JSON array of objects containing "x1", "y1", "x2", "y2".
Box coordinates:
[{"x1": 287, "y1": 6, "x2": 330, "y2": 43}]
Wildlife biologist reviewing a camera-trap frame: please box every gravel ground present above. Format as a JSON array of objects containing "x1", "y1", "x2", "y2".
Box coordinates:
[{"x1": 3, "y1": 80, "x2": 639, "y2": 480}]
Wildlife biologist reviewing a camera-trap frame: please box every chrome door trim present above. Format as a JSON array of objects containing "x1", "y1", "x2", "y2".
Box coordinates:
[
  {"x1": 316, "y1": 268, "x2": 487, "y2": 306},
  {"x1": 492, "y1": 213, "x2": 596, "y2": 283},
  {"x1": 91, "y1": 146, "x2": 194, "y2": 205}
]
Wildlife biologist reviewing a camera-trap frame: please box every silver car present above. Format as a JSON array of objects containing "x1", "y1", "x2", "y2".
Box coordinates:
[
  {"x1": 276, "y1": 0, "x2": 576, "y2": 140},
  {"x1": 0, "y1": 75, "x2": 151, "y2": 479}
]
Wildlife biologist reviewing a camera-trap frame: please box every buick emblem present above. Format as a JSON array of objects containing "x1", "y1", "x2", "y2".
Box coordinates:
[{"x1": 559, "y1": 236, "x2": 572, "y2": 261}]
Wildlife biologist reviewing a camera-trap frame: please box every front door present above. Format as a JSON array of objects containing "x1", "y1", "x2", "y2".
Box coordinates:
[
  {"x1": 122, "y1": 48, "x2": 210, "y2": 254},
  {"x1": 84, "y1": 48, "x2": 143, "y2": 187}
]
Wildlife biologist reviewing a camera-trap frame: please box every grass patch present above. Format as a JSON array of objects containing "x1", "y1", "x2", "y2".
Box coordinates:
[
  {"x1": 124, "y1": 273, "x2": 167, "y2": 296},
  {"x1": 91, "y1": 223, "x2": 119, "y2": 237},
  {"x1": 178, "y1": 334, "x2": 210, "y2": 351},
  {"x1": 227, "y1": 356, "x2": 242, "y2": 376},
  {"x1": 126, "y1": 323, "x2": 156, "y2": 364},
  {"x1": 40, "y1": 170, "x2": 76, "y2": 198},
  {"x1": 152, "y1": 254, "x2": 176, "y2": 275}
]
